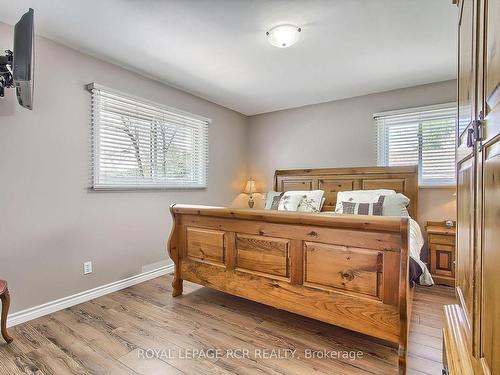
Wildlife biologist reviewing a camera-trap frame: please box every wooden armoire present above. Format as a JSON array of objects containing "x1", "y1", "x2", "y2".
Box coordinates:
[{"x1": 445, "y1": 0, "x2": 500, "y2": 374}]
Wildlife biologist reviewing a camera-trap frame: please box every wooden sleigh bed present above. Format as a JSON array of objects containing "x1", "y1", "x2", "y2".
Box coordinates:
[{"x1": 167, "y1": 166, "x2": 418, "y2": 373}]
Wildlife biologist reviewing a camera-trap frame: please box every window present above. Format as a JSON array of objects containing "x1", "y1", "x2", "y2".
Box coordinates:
[
  {"x1": 375, "y1": 103, "x2": 456, "y2": 187},
  {"x1": 89, "y1": 83, "x2": 209, "y2": 189}
]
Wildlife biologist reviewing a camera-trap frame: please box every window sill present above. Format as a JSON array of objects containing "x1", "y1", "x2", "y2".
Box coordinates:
[
  {"x1": 418, "y1": 185, "x2": 456, "y2": 189},
  {"x1": 90, "y1": 185, "x2": 208, "y2": 191}
]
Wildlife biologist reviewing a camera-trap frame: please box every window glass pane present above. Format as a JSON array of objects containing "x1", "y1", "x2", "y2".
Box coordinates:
[
  {"x1": 90, "y1": 85, "x2": 209, "y2": 189},
  {"x1": 421, "y1": 118, "x2": 456, "y2": 185},
  {"x1": 375, "y1": 104, "x2": 456, "y2": 187},
  {"x1": 387, "y1": 123, "x2": 419, "y2": 166}
]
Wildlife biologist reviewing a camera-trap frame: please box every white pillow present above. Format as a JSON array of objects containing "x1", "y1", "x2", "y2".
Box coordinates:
[
  {"x1": 298, "y1": 190, "x2": 325, "y2": 212},
  {"x1": 277, "y1": 193, "x2": 303, "y2": 211},
  {"x1": 381, "y1": 193, "x2": 410, "y2": 217},
  {"x1": 278, "y1": 190, "x2": 325, "y2": 212},
  {"x1": 335, "y1": 189, "x2": 396, "y2": 213}
]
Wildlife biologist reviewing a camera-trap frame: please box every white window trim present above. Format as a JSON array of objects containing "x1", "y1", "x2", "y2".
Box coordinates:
[
  {"x1": 374, "y1": 102, "x2": 457, "y2": 188},
  {"x1": 88, "y1": 83, "x2": 210, "y2": 190},
  {"x1": 373, "y1": 102, "x2": 456, "y2": 118}
]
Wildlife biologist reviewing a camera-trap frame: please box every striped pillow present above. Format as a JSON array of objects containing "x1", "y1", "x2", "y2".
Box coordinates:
[{"x1": 341, "y1": 195, "x2": 385, "y2": 216}]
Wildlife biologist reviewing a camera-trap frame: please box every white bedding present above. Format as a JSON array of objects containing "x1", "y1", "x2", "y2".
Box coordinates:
[{"x1": 409, "y1": 217, "x2": 434, "y2": 286}]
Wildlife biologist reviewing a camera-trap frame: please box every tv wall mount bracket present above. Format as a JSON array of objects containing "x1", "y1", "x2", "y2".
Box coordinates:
[{"x1": 0, "y1": 49, "x2": 14, "y2": 97}]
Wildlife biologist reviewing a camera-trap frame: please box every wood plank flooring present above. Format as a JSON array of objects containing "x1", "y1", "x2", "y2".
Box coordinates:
[{"x1": 0, "y1": 275, "x2": 455, "y2": 375}]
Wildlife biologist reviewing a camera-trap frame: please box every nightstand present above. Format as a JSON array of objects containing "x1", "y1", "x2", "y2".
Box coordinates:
[{"x1": 426, "y1": 221, "x2": 456, "y2": 287}]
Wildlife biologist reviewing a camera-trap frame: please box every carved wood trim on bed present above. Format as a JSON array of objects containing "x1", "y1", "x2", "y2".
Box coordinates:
[
  {"x1": 168, "y1": 166, "x2": 418, "y2": 374},
  {"x1": 274, "y1": 165, "x2": 418, "y2": 219}
]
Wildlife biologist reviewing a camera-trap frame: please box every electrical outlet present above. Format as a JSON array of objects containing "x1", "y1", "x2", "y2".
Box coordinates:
[{"x1": 83, "y1": 261, "x2": 93, "y2": 275}]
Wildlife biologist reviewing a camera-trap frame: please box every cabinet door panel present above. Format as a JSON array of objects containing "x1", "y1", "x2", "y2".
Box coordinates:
[
  {"x1": 456, "y1": 155, "x2": 475, "y2": 322},
  {"x1": 455, "y1": 0, "x2": 477, "y2": 357},
  {"x1": 453, "y1": 0, "x2": 500, "y2": 371},
  {"x1": 480, "y1": 138, "x2": 500, "y2": 374},
  {"x1": 435, "y1": 249, "x2": 453, "y2": 277},
  {"x1": 457, "y1": 0, "x2": 476, "y2": 158},
  {"x1": 479, "y1": 1, "x2": 500, "y2": 371},
  {"x1": 484, "y1": 0, "x2": 500, "y2": 121}
]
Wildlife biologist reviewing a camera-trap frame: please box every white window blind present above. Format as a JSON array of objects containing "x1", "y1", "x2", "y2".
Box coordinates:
[
  {"x1": 375, "y1": 103, "x2": 456, "y2": 187},
  {"x1": 89, "y1": 83, "x2": 209, "y2": 189}
]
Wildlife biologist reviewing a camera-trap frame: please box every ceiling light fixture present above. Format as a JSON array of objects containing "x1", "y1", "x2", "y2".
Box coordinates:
[{"x1": 266, "y1": 24, "x2": 302, "y2": 48}]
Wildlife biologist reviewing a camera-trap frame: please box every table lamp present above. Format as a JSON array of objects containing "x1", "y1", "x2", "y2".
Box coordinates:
[{"x1": 243, "y1": 178, "x2": 257, "y2": 208}]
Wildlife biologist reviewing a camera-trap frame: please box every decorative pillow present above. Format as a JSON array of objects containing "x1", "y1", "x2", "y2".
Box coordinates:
[
  {"x1": 381, "y1": 193, "x2": 410, "y2": 217},
  {"x1": 335, "y1": 189, "x2": 396, "y2": 213},
  {"x1": 277, "y1": 193, "x2": 304, "y2": 211},
  {"x1": 297, "y1": 190, "x2": 325, "y2": 212},
  {"x1": 341, "y1": 195, "x2": 385, "y2": 216},
  {"x1": 276, "y1": 190, "x2": 324, "y2": 212},
  {"x1": 265, "y1": 191, "x2": 284, "y2": 210}
]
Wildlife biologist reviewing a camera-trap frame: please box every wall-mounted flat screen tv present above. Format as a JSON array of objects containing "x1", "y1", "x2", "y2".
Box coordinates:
[{"x1": 13, "y1": 8, "x2": 34, "y2": 110}]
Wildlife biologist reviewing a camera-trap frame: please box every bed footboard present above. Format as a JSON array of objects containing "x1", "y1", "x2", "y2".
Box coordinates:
[{"x1": 168, "y1": 204, "x2": 410, "y2": 372}]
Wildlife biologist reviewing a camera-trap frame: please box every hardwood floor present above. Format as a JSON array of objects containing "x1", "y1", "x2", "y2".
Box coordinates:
[{"x1": 0, "y1": 275, "x2": 455, "y2": 375}]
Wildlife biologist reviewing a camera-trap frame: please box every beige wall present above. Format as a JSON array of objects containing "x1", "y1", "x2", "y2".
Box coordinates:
[
  {"x1": 0, "y1": 22, "x2": 248, "y2": 314},
  {"x1": 246, "y1": 80, "x2": 457, "y2": 232}
]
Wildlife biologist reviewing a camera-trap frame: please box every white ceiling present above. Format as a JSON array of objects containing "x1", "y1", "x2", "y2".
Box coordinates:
[{"x1": 0, "y1": 0, "x2": 457, "y2": 116}]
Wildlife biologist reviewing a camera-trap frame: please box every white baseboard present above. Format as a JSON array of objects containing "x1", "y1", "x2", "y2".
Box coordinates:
[
  {"x1": 141, "y1": 259, "x2": 172, "y2": 273},
  {"x1": 7, "y1": 264, "x2": 174, "y2": 328}
]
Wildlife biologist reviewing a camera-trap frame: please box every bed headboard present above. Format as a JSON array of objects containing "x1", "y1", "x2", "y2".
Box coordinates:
[{"x1": 274, "y1": 166, "x2": 418, "y2": 219}]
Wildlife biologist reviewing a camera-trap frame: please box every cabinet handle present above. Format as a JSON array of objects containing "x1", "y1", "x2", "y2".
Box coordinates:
[
  {"x1": 466, "y1": 120, "x2": 482, "y2": 148},
  {"x1": 466, "y1": 128, "x2": 474, "y2": 147}
]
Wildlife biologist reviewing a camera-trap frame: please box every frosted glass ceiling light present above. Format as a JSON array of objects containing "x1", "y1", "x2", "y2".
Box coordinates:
[{"x1": 266, "y1": 24, "x2": 301, "y2": 48}]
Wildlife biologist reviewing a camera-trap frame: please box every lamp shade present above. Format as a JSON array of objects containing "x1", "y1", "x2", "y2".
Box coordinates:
[{"x1": 244, "y1": 179, "x2": 257, "y2": 194}]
